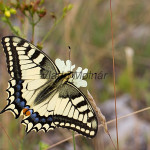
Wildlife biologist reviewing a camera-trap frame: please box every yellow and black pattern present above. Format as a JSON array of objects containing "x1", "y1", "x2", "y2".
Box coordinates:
[
  {"x1": 2, "y1": 36, "x2": 59, "y2": 79},
  {"x1": 0, "y1": 36, "x2": 98, "y2": 138}
]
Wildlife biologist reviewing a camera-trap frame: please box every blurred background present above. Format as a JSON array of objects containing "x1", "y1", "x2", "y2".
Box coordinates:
[{"x1": 0, "y1": 0, "x2": 150, "y2": 150}]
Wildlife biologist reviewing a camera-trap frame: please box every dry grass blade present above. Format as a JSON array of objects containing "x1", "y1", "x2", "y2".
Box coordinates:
[
  {"x1": 109, "y1": 0, "x2": 119, "y2": 149},
  {"x1": 87, "y1": 90, "x2": 108, "y2": 133},
  {"x1": 87, "y1": 90, "x2": 117, "y2": 150}
]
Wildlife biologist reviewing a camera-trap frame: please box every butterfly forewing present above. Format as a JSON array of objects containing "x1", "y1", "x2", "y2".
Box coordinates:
[{"x1": 1, "y1": 36, "x2": 59, "y2": 79}]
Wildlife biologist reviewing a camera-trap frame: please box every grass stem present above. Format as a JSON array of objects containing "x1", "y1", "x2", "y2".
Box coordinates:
[
  {"x1": 109, "y1": 0, "x2": 119, "y2": 149},
  {"x1": 72, "y1": 131, "x2": 76, "y2": 150}
]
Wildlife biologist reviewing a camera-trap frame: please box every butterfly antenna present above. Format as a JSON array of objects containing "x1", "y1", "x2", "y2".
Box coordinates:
[{"x1": 68, "y1": 46, "x2": 72, "y2": 71}]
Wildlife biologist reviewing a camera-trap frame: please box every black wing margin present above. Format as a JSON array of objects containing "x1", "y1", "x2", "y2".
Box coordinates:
[
  {"x1": 55, "y1": 82, "x2": 98, "y2": 138},
  {"x1": 1, "y1": 36, "x2": 59, "y2": 79},
  {"x1": 21, "y1": 82, "x2": 98, "y2": 138}
]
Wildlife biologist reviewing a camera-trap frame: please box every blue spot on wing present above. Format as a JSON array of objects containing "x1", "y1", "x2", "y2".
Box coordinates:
[
  {"x1": 41, "y1": 118, "x2": 46, "y2": 123},
  {"x1": 16, "y1": 84, "x2": 21, "y2": 91},
  {"x1": 47, "y1": 116, "x2": 53, "y2": 122},
  {"x1": 31, "y1": 113, "x2": 37, "y2": 119},
  {"x1": 16, "y1": 98, "x2": 21, "y2": 103},
  {"x1": 20, "y1": 101, "x2": 25, "y2": 108},
  {"x1": 18, "y1": 80, "x2": 23, "y2": 84},
  {"x1": 34, "y1": 118, "x2": 39, "y2": 123},
  {"x1": 16, "y1": 92, "x2": 20, "y2": 97},
  {"x1": 25, "y1": 106, "x2": 30, "y2": 109}
]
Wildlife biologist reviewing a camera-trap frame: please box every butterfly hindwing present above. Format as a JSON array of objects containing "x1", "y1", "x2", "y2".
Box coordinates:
[
  {"x1": 0, "y1": 78, "x2": 25, "y2": 118},
  {"x1": 21, "y1": 82, "x2": 98, "y2": 138},
  {"x1": 55, "y1": 82, "x2": 98, "y2": 137},
  {"x1": 0, "y1": 78, "x2": 51, "y2": 118},
  {"x1": 2, "y1": 36, "x2": 59, "y2": 79}
]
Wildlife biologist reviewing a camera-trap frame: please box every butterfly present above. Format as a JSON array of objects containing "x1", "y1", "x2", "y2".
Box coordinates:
[{"x1": 0, "y1": 36, "x2": 98, "y2": 138}]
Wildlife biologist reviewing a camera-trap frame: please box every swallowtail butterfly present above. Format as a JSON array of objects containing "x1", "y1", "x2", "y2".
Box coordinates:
[{"x1": 0, "y1": 36, "x2": 98, "y2": 138}]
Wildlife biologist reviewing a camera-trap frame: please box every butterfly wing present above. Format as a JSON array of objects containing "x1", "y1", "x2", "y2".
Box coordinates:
[
  {"x1": 1, "y1": 36, "x2": 59, "y2": 117},
  {"x1": 54, "y1": 82, "x2": 98, "y2": 137},
  {"x1": 2, "y1": 36, "x2": 59, "y2": 79},
  {"x1": 21, "y1": 82, "x2": 98, "y2": 138},
  {"x1": 0, "y1": 78, "x2": 52, "y2": 118},
  {"x1": 1, "y1": 36, "x2": 98, "y2": 138}
]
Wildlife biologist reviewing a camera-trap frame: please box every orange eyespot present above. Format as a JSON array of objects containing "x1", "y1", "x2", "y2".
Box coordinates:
[
  {"x1": 23, "y1": 108, "x2": 28, "y2": 115},
  {"x1": 25, "y1": 110, "x2": 31, "y2": 116},
  {"x1": 22, "y1": 108, "x2": 31, "y2": 116}
]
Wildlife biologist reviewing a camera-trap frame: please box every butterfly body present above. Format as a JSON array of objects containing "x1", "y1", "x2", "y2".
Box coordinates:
[
  {"x1": 33, "y1": 72, "x2": 73, "y2": 105},
  {"x1": 0, "y1": 36, "x2": 98, "y2": 138}
]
